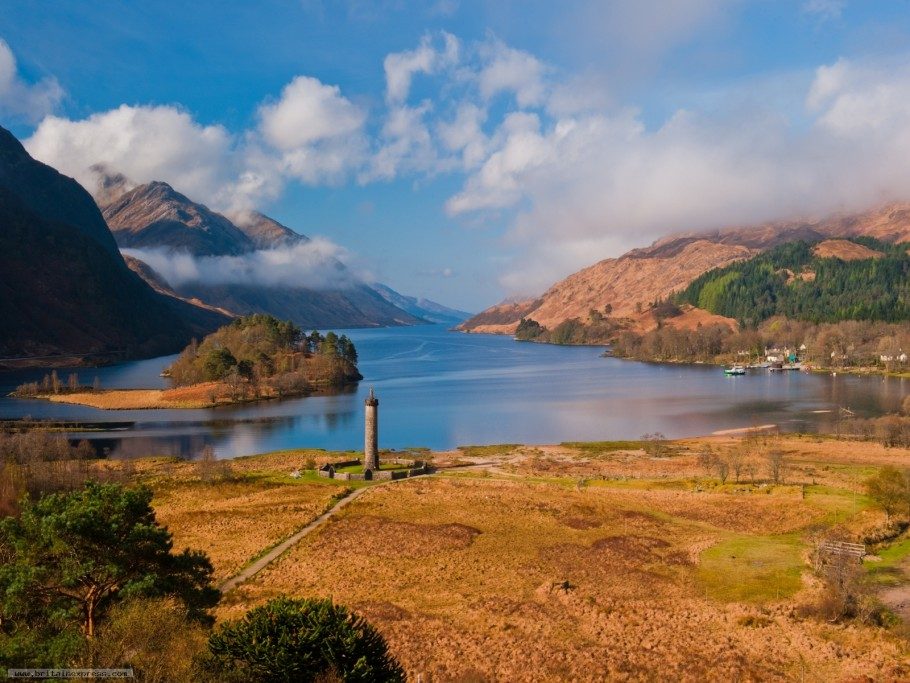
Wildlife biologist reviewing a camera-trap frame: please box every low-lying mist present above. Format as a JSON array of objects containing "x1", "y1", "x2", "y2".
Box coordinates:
[{"x1": 124, "y1": 239, "x2": 359, "y2": 291}]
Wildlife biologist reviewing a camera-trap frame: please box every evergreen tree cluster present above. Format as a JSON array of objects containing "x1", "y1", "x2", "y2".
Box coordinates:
[
  {"x1": 676, "y1": 239, "x2": 910, "y2": 325},
  {"x1": 166, "y1": 314, "x2": 361, "y2": 392}
]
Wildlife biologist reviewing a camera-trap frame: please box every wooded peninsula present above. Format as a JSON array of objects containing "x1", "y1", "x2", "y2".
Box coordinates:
[{"x1": 12, "y1": 315, "x2": 362, "y2": 409}]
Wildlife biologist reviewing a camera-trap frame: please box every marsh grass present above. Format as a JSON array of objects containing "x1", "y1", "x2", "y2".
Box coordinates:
[{"x1": 698, "y1": 534, "x2": 805, "y2": 602}]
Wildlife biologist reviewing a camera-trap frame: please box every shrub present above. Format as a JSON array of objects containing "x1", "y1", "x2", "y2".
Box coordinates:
[
  {"x1": 84, "y1": 598, "x2": 209, "y2": 683},
  {"x1": 206, "y1": 596, "x2": 405, "y2": 682}
]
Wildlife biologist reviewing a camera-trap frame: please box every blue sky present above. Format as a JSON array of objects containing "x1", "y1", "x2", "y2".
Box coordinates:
[{"x1": 3, "y1": 1, "x2": 910, "y2": 311}]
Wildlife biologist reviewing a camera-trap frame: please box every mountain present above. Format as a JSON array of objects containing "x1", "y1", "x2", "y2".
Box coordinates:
[
  {"x1": 229, "y1": 210, "x2": 306, "y2": 249},
  {"x1": 96, "y1": 179, "x2": 424, "y2": 329},
  {"x1": 0, "y1": 127, "x2": 229, "y2": 364},
  {"x1": 460, "y1": 203, "x2": 910, "y2": 336},
  {"x1": 370, "y1": 283, "x2": 471, "y2": 325},
  {"x1": 103, "y1": 181, "x2": 256, "y2": 256}
]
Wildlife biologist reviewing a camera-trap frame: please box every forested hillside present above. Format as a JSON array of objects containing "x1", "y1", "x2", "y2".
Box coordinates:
[{"x1": 676, "y1": 238, "x2": 910, "y2": 325}]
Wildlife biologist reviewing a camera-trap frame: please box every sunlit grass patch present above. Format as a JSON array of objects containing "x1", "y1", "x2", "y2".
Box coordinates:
[
  {"x1": 457, "y1": 443, "x2": 522, "y2": 458},
  {"x1": 560, "y1": 440, "x2": 645, "y2": 453},
  {"x1": 802, "y1": 484, "x2": 872, "y2": 524},
  {"x1": 866, "y1": 537, "x2": 910, "y2": 586},
  {"x1": 698, "y1": 534, "x2": 804, "y2": 603}
]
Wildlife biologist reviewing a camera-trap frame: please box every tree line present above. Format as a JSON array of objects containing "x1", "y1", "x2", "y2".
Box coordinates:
[
  {"x1": 611, "y1": 316, "x2": 910, "y2": 370},
  {"x1": 676, "y1": 238, "x2": 910, "y2": 325}
]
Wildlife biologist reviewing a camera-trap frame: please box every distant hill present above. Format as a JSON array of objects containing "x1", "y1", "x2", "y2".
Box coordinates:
[
  {"x1": 0, "y1": 126, "x2": 229, "y2": 364},
  {"x1": 96, "y1": 177, "x2": 424, "y2": 329},
  {"x1": 370, "y1": 283, "x2": 471, "y2": 325},
  {"x1": 676, "y1": 238, "x2": 910, "y2": 324},
  {"x1": 460, "y1": 204, "x2": 910, "y2": 336}
]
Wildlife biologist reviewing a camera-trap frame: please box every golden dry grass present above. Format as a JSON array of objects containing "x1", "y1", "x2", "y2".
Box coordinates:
[
  {"x1": 90, "y1": 448, "x2": 352, "y2": 580},
  {"x1": 39, "y1": 381, "x2": 288, "y2": 409},
  {"x1": 220, "y1": 468, "x2": 908, "y2": 681},
  {"x1": 81, "y1": 434, "x2": 910, "y2": 680},
  {"x1": 153, "y1": 478, "x2": 341, "y2": 580}
]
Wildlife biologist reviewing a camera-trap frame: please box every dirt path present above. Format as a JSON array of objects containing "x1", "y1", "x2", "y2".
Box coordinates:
[
  {"x1": 219, "y1": 474, "x2": 433, "y2": 593},
  {"x1": 878, "y1": 555, "x2": 910, "y2": 623},
  {"x1": 880, "y1": 584, "x2": 910, "y2": 623}
]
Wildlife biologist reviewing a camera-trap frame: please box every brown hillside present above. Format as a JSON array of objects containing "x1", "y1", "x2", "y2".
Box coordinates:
[
  {"x1": 462, "y1": 240, "x2": 754, "y2": 333},
  {"x1": 461, "y1": 202, "x2": 910, "y2": 335},
  {"x1": 811, "y1": 239, "x2": 883, "y2": 261}
]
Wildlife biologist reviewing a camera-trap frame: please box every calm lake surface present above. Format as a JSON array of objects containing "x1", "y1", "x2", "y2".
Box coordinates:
[{"x1": 0, "y1": 324, "x2": 906, "y2": 459}]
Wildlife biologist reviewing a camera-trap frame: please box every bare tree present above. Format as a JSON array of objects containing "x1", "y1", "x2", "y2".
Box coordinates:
[
  {"x1": 713, "y1": 455, "x2": 730, "y2": 484},
  {"x1": 766, "y1": 448, "x2": 787, "y2": 484},
  {"x1": 697, "y1": 448, "x2": 715, "y2": 476},
  {"x1": 197, "y1": 445, "x2": 231, "y2": 483},
  {"x1": 728, "y1": 446, "x2": 746, "y2": 483},
  {"x1": 641, "y1": 432, "x2": 668, "y2": 458},
  {"x1": 744, "y1": 460, "x2": 758, "y2": 484}
]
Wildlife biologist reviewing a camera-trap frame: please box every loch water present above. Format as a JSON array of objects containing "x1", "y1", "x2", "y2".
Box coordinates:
[{"x1": 0, "y1": 324, "x2": 905, "y2": 459}]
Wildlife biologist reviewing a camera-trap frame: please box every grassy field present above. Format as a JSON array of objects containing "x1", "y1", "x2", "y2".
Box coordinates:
[
  {"x1": 202, "y1": 435, "x2": 910, "y2": 681},
  {"x1": 104, "y1": 449, "x2": 353, "y2": 580},
  {"x1": 82, "y1": 434, "x2": 910, "y2": 680}
]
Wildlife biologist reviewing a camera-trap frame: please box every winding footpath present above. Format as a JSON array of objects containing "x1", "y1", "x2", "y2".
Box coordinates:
[{"x1": 219, "y1": 477, "x2": 418, "y2": 593}]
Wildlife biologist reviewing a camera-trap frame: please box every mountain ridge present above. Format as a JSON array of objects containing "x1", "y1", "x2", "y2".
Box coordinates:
[
  {"x1": 460, "y1": 203, "x2": 910, "y2": 336},
  {"x1": 96, "y1": 178, "x2": 426, "y2": 329}
]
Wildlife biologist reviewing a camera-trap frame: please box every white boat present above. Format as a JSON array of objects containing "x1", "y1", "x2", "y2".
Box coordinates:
[{"x1": 724, "y1": 365, "x2": 746, "y2": 375}]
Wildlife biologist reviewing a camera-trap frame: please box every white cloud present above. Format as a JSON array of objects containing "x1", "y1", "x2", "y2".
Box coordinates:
[
  {"x1": 447, "y1": 56, "x2": 910, "y2": 293},
  {"x1": 124, "y1": 238, "x2": 356, "y2": 290},
  {"x1": 258, "y1": 76, "x2": 365, "y2": 150},
  {"x1": 25, "y1": 73, "x2": 369, "y2": 211},
  {"x1": 0, "y1": 39, "x2": 63, "y2": 123},
  {"x1": 437, "y1": 103, "x2": 489, "y2": 169},
  {"x1": 383, "y1": 31, "x2": 459, "y2": 103},
  {"x1": 363, "y1": 102, "x2": 437, "y2": 181},
  {"x1": 26, "y1": 105, "x2": 235, "y2": 204},
  {"x1": 477, "y1": 39, "x2": 546, "y2": 108}
]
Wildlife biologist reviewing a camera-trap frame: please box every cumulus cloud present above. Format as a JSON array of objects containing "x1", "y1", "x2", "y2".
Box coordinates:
[
  {"x1": 124, "y1": 238, "x2": 357, "y2": 290},
  {"x1": 447, "y1": 55, "x2": 910, "y2": 293},
  {"x1": 266, "y1": 78, "x2": 368, "y2": 185},
  {"x1": 25, "y1": 72, "x2": 369, "y2": 211},
  {"x1": 26, "y1": 105, "x2": 236, "y2": 205},
  {"x1": 0, "y1": 39, "x2": 63, "y2": 122},
  {"x1": 258, "y1": 75, "x2": 365, "y2": 150}
]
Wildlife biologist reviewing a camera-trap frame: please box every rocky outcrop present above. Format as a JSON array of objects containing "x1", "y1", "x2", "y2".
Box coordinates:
[{"x1": 229, "y1": 210, "x2": 306, "y2": 249}]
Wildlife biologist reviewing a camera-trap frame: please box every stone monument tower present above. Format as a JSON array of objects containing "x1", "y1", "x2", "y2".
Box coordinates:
[{"x1": 364, "y1": 387, "x2": 379, "y2": 471}]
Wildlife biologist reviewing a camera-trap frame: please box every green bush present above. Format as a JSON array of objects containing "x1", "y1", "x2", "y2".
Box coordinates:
[{"x1": 205, "y1": 596, "x2": 405, "y2": 682}]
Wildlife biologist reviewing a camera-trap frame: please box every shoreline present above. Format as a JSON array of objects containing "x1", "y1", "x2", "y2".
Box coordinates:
[
  {"x1": 463, "y1": 328, "x2": 910, "y2": 379},
  {"x1": 13, "y1": 381, "x2": 358, "y2": 410}
]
